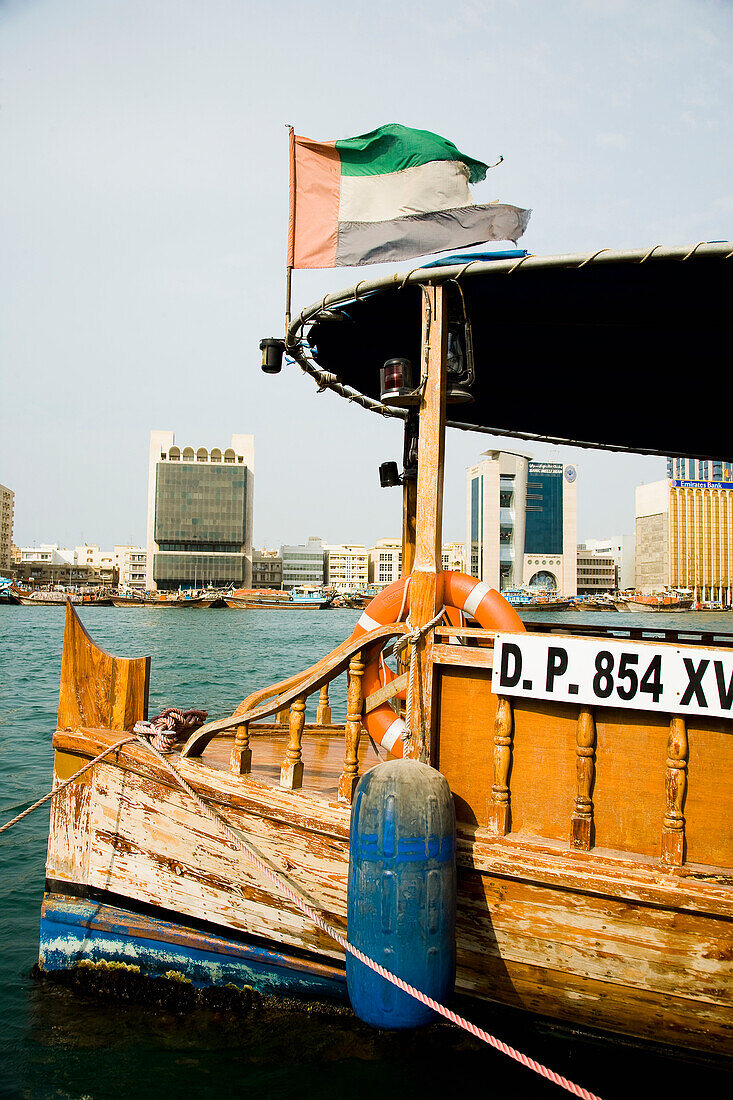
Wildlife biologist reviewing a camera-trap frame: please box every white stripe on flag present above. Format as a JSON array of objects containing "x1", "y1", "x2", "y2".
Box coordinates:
[
  {"x1": 381, "y1": 718, "x2": 405, "y2": 753},
  {"x1": 463, "y1": 580, "x2": 492, "y2": 620},
  {"x1": 339, "y1": 160, "x2": 473, "y2": 224}
]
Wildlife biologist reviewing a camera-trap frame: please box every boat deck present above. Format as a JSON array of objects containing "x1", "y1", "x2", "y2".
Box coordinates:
[{"x1": 198, "y1": 723, "x2": 380, "y2": 800}]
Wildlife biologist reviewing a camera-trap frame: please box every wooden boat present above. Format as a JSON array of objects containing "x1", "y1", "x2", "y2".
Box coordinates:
[
  {"x1": 40, "y1": 243, "x2": 733, "y2": 1062},
  {"x1": 615, "y1": 596, "x2": 693, "y2": 612},
  {"x1": 226, "y1": 587, "x2": 332, "y2": 609}
]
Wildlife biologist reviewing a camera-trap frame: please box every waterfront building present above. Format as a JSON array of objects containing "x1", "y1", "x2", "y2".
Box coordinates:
[
  {"x1": 576, "y1": 545, "x2": 616, "y2": 594},
  {"x1": 252, "y1": 550, "x2": 283, "y2": 590},
  {"x1": 636, "y1": 467, "x2": 733, "y2": 602},
  {"x1": 115, "y1": 546, "x2": 147, "y2": 591},
  {"x1": 324, "y1": 544, "x2": 369, "y2": 592},
  {"x1": 20, "y1": 544, "x2": 75, "y2": 566},
  {"x1": 442, "y1": 541, "x2": 465, "y2": 573},
  {"x1": 0, "y1": 484, "x2": 14, "y2": 571},
  {"x1": 466, "y1": 450, "x2": 578, "y2": 595},
  {"x1": 74, "y1": 545, "x2": 116, "y2": 581},
  {"x1": 369, "y1": 538, "x2": 402, "y2": 587},
  {"x1": 146, "y1": 430, "x2": 254, "y2": 591},
  {"x1": 581, "y1": 536, "x2": 635, "y2": 591},
  {"x1": 280, "y1": 537, "x2": 326, "y2": 590}
]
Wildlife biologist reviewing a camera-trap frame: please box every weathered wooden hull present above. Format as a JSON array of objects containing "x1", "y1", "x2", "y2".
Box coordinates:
[
  {"x1": 42, "y1": 604, "x2": 733, "y2": 1060},
  {"x1": 43, "y1": 722, "x2": 733, "y2": 1057}
]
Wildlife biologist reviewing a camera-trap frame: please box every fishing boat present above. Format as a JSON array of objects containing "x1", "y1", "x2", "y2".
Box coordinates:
[
  {"x1": 226, "y1": 586, "x2": 332, "y2": 609},
  {"x1": 614, "y1": 594, "x2": 693, "y2": 612},
  {"x1": 503, "y1": 588, "x2": 572, "y2": 611},
  {"x1": 39, "y1": 243, "x2": 733, "y2": 1063}
]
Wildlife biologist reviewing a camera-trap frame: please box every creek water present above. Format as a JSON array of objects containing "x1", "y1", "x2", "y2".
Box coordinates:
[{"x1": 1, "y1": 606, "x2": 731, "y2": 1099}]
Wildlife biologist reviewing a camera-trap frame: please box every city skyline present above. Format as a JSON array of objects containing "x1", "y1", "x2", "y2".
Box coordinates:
[{"x1": 1, "y1": 1, "x2": 730, "y2": 551}]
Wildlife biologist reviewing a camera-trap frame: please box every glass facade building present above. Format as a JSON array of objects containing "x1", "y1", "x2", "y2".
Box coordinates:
[
  {"x1": 466, "y1": 451, "x2": 577, "y2": 596},
  {"x1": 146, "y1": 431, "x2": 254, "y2": 591}
]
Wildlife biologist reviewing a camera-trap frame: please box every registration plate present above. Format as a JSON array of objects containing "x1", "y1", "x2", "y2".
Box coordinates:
[{"x1": 492, "y1": 632, "x2": 733, "y2": 719}]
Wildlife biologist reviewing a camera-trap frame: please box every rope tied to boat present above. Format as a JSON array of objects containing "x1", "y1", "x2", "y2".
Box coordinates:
[
  {"x1": 133, "y1": 707, "x2": 208, "y2": 754},
  {"x1": 393, "y1": 605, "x2": 447, "y2": 750}
]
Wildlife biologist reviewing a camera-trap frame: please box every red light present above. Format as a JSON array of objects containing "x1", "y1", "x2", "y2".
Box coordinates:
[{"x1": 384, "y1": 361, "x2": 404, "y2": 389}]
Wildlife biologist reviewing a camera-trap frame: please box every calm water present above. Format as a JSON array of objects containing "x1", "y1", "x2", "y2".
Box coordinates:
[{"x1": 1, "y1": 606, "x2": 732, "y2": 1099}]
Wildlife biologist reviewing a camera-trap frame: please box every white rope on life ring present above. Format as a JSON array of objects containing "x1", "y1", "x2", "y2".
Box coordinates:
[{"x1": 349, "y1": 572, "x2": 525, "y2": 759}]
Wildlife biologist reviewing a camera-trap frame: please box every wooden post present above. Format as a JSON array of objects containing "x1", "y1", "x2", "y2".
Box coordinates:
[
  {"x1": 339, "y1": 654, "x2": 364, "y2": 804},
  {"x1": 661, "y1": 715, "x2": 688, "y2": 866},
  {"x1": 571, "y1": 706, "x2": 596, "y2": 850},
  {"x1": 230, "y1": 722, "x2": 252, "y2": 775},
  {"x1": 280, "y1": 696, "x2": 305, "y2": 789},
  {"x1": 488, "y1": 696, "x2": 513, "y2": 835},
  {"x1": 316, "y1": 683, "x2": 332, "y2": 726},
  {"x1": 276, "y1": 704, "x2": 289, "y2": 726},
  {"x1": 404, "y1": 283, "x2": 447, "y2": 764},
  {"x1": 401, "y1": 410, "x2": 419, "y2": 578}
]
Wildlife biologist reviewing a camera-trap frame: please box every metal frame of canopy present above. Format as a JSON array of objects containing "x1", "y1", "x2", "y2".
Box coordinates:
[{"x1": 285, "y1": 240, "x2": 732, "y2": 459}]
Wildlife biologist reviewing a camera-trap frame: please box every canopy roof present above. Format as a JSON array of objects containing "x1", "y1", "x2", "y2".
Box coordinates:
[{"x1": 287, "y1": 242, "x2": 732, "y2": 459}]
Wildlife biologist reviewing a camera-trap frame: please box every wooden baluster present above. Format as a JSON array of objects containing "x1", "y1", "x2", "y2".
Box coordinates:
[
  {"x1": 661, "y1": 715, "x2": 688, "y2": 866},
  {"x1": 571, "y1": 706, "x2": 596, "y2": 850},
  {"x1": 230, "y1": 722, "x2": 252, "y2": 775},
  {"x1": 316, "y1": 683, "x2": 332, "y2": 726},
  {"x1": 280, "y1": 696, "x2": 305, "y2": 789},
  {"x1": 339, "y1": 654, "x2": 364, "y2": 804},
  {"x1": 488, "y1": 696, "x2": 513, "y2": 835},
  {"x1": 276, "y1": 704, "x2": 290, "y2": 726}
]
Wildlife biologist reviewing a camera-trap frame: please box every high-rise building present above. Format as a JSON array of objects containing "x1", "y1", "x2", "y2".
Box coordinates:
[
  {"x1": 466, "y1": 450, "x2": 578, "y2": 595},
  {"x1": 146, "y1": 430, "x2": 254, "y2": 591},
  {"x1": 636, "y1": 460, "x2": 733, "y2": 602},
  {"x1": 0, "y1": 485, "x2": 15, "y2": 571}
]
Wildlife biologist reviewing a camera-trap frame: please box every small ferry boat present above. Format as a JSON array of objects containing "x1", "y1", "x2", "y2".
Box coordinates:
[{"x1": 39, "y1": 243, "x2": 733, "y2": 1063}]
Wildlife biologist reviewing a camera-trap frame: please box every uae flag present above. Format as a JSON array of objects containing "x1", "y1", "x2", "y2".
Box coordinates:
[{"x1": 287, "y1": 123, "x2": 531, "y2": 269}]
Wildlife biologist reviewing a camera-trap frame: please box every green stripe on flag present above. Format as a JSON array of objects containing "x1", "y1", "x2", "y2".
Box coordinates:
[{"x1": 335, "y1": 123, "x2": 489, "y2": 183}]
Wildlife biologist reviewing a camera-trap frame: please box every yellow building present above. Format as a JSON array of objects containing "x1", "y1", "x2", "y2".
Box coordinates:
[{"x1": 636, "y1": 469, "x2": 733, "y2": 604}]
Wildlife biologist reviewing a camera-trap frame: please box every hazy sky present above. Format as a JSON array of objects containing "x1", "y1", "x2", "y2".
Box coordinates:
[{"x1": 2, "y1": 0, "x2": 731, "y2": 552}]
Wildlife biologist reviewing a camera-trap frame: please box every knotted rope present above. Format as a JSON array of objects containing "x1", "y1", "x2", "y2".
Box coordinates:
[
  {"x1": 392, "y1": 605, "x2": 447, "y2": 750},
  {"x1": 133, "y1": 707, "x2": 208, "y2": 754}
]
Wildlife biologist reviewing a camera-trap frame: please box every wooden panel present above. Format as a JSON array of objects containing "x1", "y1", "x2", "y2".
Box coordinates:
[
  {"x1": 88, "y1": 762, "x2": 349, "y2": 963},
  {"x1": 509, "y1": 700, "x2": 576, "y2": 841},
  {"x1": 593, "y1": 710, "x2": 667, "y2": 857},
  {"x1": 685, "y1": 718, "x2": 733, "y2": 868},
  {"x1": 58, "y1": 602, "x2": 149, "y2": 731},
  {"x1": 46, "y1": 751, "x2": 92, "y2": 883},
  {"x1": 436, "y1": 667, "x2": 496, "y2": 825},
  {"x1": 455, "y1": 868, "x2": 733, "y2": 1054}
]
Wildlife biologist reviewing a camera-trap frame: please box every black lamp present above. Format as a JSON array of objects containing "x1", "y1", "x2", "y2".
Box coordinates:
[
  {"x1": 379, "y1": 461, "x2": 401, "y2": 488},
  {"x1": 260, "y1": 338, "x2": 285, "y2": 374},
  {"x1": 379, "y1": 358, "x2": 420, "y2": 407}
]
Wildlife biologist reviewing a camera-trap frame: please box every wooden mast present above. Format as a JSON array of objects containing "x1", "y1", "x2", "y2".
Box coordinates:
[{"x1": 403, "y1": 282, "x2": 447, "y2": 763}]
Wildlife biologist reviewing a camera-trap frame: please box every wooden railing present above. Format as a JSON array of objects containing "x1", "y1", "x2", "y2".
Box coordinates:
[{"x1": 181, "y1": 622, "x2": 408, "y2": 804}]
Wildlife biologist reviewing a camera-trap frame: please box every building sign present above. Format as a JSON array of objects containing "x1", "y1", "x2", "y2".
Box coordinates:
[
  {"x1": 671, "y1": 480, "x2": 733, "y2": 490},
  {"x1": 529, "y1": 463, "x2": 563, "y2": 475},
  {"x1": 493, "y1": 632, "x2": 733, "y2": 720}
]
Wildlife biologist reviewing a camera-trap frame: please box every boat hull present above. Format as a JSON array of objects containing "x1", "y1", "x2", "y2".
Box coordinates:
[{"x1": 40, "y1": 892, "x2": 346, "y2": 1000}]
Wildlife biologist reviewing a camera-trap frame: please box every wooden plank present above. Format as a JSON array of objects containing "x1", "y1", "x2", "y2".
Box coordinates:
[
  {"x1": 433, "y1": 644, "x2": 492, "y2": 668},
  {"x1": 405, "y1": 282, "x2": 447, "y2": 763},
  {"x1": 57, "y1": 601, "x2": 149, "y2": 731}
]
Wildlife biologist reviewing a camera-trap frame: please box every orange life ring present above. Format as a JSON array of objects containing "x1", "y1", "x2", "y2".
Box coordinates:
[{"x1": 352, "y1": 572, "x2": 525, "y2": 759}]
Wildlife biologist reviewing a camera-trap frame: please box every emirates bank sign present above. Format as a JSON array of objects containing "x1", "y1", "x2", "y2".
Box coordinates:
[{"x1": 671, "y1": 480, "x2": 733, "y2": 490}]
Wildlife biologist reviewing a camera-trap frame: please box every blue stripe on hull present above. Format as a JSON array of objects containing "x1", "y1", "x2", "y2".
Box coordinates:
[{"x1": 39, "y1": 893, "x2": 346, "y2": 1001}]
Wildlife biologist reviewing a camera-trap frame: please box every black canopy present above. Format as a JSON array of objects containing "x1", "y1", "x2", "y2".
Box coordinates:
[{"x1": 289, "y1": 243, "x2": 731, "y2": 459}]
